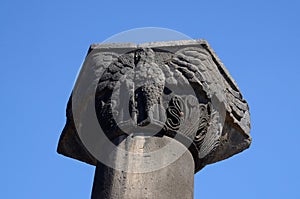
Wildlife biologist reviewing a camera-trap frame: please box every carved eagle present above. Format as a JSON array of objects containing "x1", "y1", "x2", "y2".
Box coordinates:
[{"x1": 57, "y1": 40, "x2": 251, "y2": 172}]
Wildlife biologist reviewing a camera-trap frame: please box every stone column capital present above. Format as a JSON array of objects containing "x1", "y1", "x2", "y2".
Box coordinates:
[{"x1": 57, "y1": 40, "x2": 251, "y2": 173}]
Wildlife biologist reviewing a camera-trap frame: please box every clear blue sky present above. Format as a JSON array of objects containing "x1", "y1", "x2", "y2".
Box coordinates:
[{"x1": 1, "y1": 0, "x2": 299, "y2": 198}]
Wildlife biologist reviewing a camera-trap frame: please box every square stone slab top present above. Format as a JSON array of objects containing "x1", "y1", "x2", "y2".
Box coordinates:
[{"x1": 57, "y1": 39, "x2": 251, "y2": 172}]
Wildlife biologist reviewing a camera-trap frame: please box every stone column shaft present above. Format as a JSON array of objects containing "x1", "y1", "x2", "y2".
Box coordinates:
[{"x1": 91, "y1": 135, "x2": 194, "y2": 199}]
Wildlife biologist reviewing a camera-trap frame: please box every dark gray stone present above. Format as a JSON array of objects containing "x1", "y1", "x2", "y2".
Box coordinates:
[
  {"x1": 91, "y1": 135, "x2": 194, "y2": 199},
  {"x1": 57, "y1": 40, "x2": 251, "y2": 198}
]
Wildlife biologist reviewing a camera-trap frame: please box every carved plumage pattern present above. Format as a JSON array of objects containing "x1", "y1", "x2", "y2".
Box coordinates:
[{"x1": 93, "y1": 47, "x2": 249, "y2": 162}]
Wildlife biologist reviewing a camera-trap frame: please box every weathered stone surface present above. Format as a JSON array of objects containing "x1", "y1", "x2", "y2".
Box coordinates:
[
  {"x1": 58, "y1": 40, "x2": 251, "y2": 173},
  {"x1": 91, "y1": 135, "x2": 194, "y2": 199}
]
